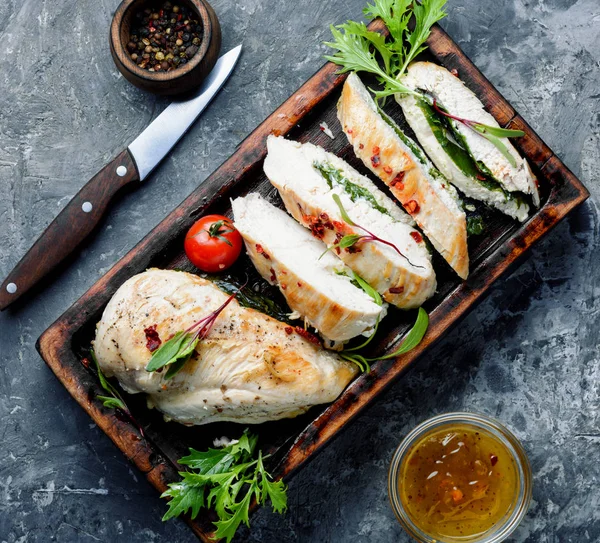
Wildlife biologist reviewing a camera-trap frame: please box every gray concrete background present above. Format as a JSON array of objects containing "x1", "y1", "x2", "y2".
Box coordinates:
[{"x1": 0, "y1": 0, "x2": 598, "y2": 541}]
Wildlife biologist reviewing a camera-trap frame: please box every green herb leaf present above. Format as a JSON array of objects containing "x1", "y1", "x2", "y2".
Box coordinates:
[
  {"x1": 378, "y1": 307, "x2": 429, "y2": 360},
  {"x1": 314, "y1": 161, "x2": 392, "y2": 217},
  {"x1": 97, "y1": 396, "x2": 127, "y2": 410},
  {"x1": 402, "y1": 0, "x2": 447, "y2": 74},
  {"x1": 332, "y1": 193, "x2": 356, "y2": 226},
  {"x1": 472, "y1": 124, "x2": 525, "y2": 138},
  {"x1": 364, "y1": 0, "x2": 412, "y2": 48},
  {"x1": 145, "y1": 331, "x2": 198, "y2": 373},
  {"x1": 342, "y1": 20, "x2": 395, "y2": 73},
  {"x1": 161, "y1": 482, "x2": 207, "y2": 521},
  {"x1": 212, "y1": 483, "x2": 254, "y2": 543},
  {"x1": 257, "y1": 452, "x2": 288, "y2": 514},
  {"x1": 349, "y1": 270, "x2": 383, "y2": 306},
  {"x1": 323, "y1": 24, "x2": 415, "y2": 97},
  {"x1": 161, "y1": 431, "x2": 287, "y2": 542},
  {"x1": 477, "y1": 131, "x2": 518, "y2": 168}
]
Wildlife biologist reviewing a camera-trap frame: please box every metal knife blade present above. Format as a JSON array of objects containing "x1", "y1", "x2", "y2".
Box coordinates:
[
  {"x1": 129, "y1": 44, "x2": 242, "y2": 180},
  {"x1": 0, "y1": 45, "x2": 242, "y2": 311}
]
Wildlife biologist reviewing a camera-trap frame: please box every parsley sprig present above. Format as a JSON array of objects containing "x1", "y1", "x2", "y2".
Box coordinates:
[
  {"x1": 161, "y1": 430, "x2": 287, "y2": 543},
  {"x1": 324, "y1": 0, "x2": 525, "y2": 162}
]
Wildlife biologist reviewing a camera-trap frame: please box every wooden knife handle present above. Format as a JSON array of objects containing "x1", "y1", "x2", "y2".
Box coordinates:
[{"x1": 0, "y1": 149, "x2": 140, "y2": 310}]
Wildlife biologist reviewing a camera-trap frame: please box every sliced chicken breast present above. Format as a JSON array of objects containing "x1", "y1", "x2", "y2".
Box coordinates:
[
  {"x1": 93, "y1": 269, "x2": 357, "y2": 426},
  {"x1": 263, "y1": 135, "x2": 436, "y2": 308},
  {"x1": 338, "y1": 73, "x2": 469, "y2": 279},
  {"x1": 399, "y1": 62, "x2": 539, "y2": 207},
  {"x1": 397, "y1": 91, "x2": 530, "y2": 222},
  {"x1": 232, "y1": 193, "x2": 384, "y2": 343}
]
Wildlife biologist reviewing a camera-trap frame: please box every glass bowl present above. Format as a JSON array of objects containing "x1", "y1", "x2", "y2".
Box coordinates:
[{"x1": 388, "y1": 412, "x2": 532, "y2": 543}]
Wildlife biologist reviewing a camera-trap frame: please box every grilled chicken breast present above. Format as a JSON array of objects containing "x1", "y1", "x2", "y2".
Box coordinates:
[
  {"x1": 232, "y1": 193, "x2": 384, "y2": 344},
  {"x1": 263, "y1": 135, "x2": 436, "y2": 308},
  {"x1": 93, "y1": 269, "x2": 357, "y2": 426},
  {"x1": 399, "y1": 62, "x2": 539, "y2": 207},
  {"x1": 338, "y1": 73, "x2": 469, "y2": 279}
]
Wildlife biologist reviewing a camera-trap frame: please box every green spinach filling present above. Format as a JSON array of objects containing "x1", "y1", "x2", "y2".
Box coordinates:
[
  {"x1": 313, "y1": 162, "x2": 392, "y2": 217},
  {"x1": 417, "y1": 98, "x2": 528, "y2": 209}
]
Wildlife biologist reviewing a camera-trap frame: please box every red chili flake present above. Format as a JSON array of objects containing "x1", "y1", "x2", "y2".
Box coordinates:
[
  {"x1": 451, "y1": 68, "x2": 459, "y2": 77},
  {"x1": 371, "y1": 154, "x2": 381, "y2": 167},
  {"x1": 285, "y1": 326, "x2": 293, "y2": 335},
  {"x1": 490, "y1": 454, "x2": 498, "y2": 466},
  {"x1": 383, "y1": 166, "x2": 393, "y2": 174},
  {"x1": 255, "y1": 244, "x2": 271, "y2": 259},
  {"x1": 269, "y1": 268, "x2": 276, "y2": 282},
  {"x1": 347, "y1": 128, "x2": 353, "y2": 134},
  {"x1": 372, "y1": 146, "x2": 380, "y2": 154},
  {"x1": 441, "y1": 184, "x2": 446, "y2": 188},
  {"x1": 81, "y1": 357, "x2": 91, "y2": 369},
  {"x1": 476, "y1": 173, "x2": 487, "y2": 181},
  {"x1": 358, "y1": 143, "x2": 364, "y2": 150},
  {"x1": 391, "y1": 171, "x2": 405, "y2": 188},
  {"x1": 297, "y1": 282, "x2": 303, "y2": 287},
  {"x1": 389, "y1": 286, "x2": 405, "y2": 294},
  {"x1": 319, "y1": 212, "x2": 330, "y2": 221},
  {"x1": 294, "y1": 326, "x2": 321, "y2": 345},
  {"x1": 149, "y1": 26, "x2": 156, "y2": 32},
  {"x1": 281, "y1": 284, "x2": 287, "y2": 290},
  {"x1": 144, "y1": 325, "x2": 162, "y2": 353},
  {"x1": 410, "y1": 231, "x2": 423, "y2": 243},
  {"x1": 405, "y1": 200, "x2": 420, "y2": 214}
]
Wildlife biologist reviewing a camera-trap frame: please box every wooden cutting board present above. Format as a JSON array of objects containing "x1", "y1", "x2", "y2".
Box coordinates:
[{"x1": 37, "y1": 19, "x2": 589, "y2": 541}]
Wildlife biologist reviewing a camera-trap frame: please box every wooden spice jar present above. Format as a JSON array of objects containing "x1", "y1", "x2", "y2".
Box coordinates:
[{"x1": 110, "y1": 0, "x2": 221, "y2": 95}]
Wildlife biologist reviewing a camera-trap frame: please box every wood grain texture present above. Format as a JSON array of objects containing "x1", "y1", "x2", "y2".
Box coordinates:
[
  {"x1": 0, "y1": 150, "x2": 139, "y2": 311},
  {"x1": 110, "y1": 0, "x2": 221, "y2": 96},
  {"x1": 37, "y1": 21, "x2": 589, "y2": 542}
]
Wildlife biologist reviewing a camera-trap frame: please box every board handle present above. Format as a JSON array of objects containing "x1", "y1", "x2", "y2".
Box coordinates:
[{"x1": 0, "y1": 149, "x2": 140, "y2": 310}]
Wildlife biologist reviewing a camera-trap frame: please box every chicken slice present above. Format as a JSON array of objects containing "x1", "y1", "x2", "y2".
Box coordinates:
[
  {"x1": 232, "y1": 193, "x2": 385, "y2": 344},
  {"x1": 263, "y1": 135, "x2": 436, "y2": 308}
]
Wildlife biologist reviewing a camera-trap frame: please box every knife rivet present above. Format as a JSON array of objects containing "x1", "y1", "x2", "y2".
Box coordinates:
[
  {"x1": 82, "y1": 201, "x2": 93, "y2": 213},
  {"x1": 116, "y1": 165, "x2": 127, "y2": 177},
  {"x1": 6, "y1": 283, "x2": 17, "y2": 294}
]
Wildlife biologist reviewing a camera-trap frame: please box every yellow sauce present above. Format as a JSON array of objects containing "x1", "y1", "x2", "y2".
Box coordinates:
[{"x1": 399, "y1": 424, "x2": 518, "y2": 540}]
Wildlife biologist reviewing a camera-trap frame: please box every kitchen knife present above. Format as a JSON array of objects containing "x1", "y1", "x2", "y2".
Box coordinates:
[{"x1": 0, "y1": 45, "x2": 242, "y2": 311}]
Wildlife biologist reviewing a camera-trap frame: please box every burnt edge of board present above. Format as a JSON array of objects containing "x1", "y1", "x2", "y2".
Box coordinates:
[{"x1": 36, "y1": 21, "x2": 589, "y2": 541}]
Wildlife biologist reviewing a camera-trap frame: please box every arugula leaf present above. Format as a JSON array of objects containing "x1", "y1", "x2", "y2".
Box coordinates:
[{"x1": 161, "y1": 431, "x2": 287, "y2": 543}]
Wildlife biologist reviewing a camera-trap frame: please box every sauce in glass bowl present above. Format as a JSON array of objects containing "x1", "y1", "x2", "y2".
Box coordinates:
[{"x1": 388, "y1": 413, "x2": 532, "y2": 543}]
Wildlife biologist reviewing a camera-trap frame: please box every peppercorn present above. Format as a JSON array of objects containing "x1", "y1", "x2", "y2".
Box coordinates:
[{"x1": 128, "y1": 1, "x2": 203, "y2": 72}]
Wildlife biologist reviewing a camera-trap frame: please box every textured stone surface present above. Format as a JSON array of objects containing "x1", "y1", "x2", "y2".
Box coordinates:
[{"x1": 0, "y1": 0, "x2": 598, "y2": 541}]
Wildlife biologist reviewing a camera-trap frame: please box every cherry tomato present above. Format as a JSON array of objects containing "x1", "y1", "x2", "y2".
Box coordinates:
[{"x1": 184, "y1": 215, "x2": 243, "y2": 272}]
